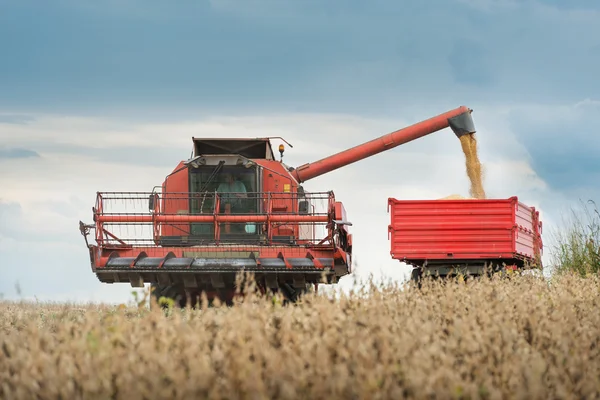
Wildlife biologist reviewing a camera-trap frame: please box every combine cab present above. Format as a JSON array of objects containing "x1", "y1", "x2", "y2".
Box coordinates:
[{"x1": 80, "y1": 106, "x2": 478, "y2": 306}]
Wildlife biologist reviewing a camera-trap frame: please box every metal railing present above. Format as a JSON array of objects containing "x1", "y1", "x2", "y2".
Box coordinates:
[{"x1": 91, "y1": 191, "x2": 335, "y2": 247}]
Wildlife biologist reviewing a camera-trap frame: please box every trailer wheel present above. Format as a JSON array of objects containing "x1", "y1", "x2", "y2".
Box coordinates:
[{"x1": 410, "y1": 268, "x2": 423, "y2": 288}]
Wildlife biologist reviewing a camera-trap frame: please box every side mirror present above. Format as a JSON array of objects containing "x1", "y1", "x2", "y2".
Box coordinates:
[
  {"x1": 299, "y1": 200, "x2": 309, "y2": 214},
  {"x1": 148, "y1": 194, "x2": 155, "y2": 211}
]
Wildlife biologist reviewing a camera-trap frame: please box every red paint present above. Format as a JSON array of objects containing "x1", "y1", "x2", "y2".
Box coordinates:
[
  {"x1": 93, "y1": 245, "x2": 338, "y2": 269},
  {"x1": 387, "y1": 196, "x2": 543, "y2": 265},
  {"x1": 89, "y1": 187, "x2": 350, "y2": 273},
  {"x1": 292, "y1": 106, "x2": 472, "y2": 183},
  {"x1": 97, "y1": 214, "x2": 329, "y2": 224},
  {"x1": 160, "y1": 161, "x2": 191, "y2": 237},
  {"x1": 158, "y1": 158, "x2": 306, "y2": 241}
]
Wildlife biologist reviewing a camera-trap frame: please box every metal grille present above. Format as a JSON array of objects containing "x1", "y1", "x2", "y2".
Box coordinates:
[{"x1": 92, "y1": 191, "x2": 334, "y2": 248}]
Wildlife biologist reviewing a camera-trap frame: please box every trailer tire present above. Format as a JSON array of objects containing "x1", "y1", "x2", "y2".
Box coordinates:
[{"x1": 410, "y1": 267, "x2": 423, "y2": 288}]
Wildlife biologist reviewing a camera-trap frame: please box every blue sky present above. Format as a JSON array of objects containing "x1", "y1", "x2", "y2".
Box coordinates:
[
  {"x1": 2, "y1": 0, "x2": 599, "y2": 116},
  {"x1": 1, "y1": 0, "x2": 599, "y2": 302}
]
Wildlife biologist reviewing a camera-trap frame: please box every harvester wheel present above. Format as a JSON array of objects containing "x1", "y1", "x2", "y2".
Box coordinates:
[
  {"x1": 151, "y1": 283, "x2": 187, "y2": 309},
  {"x1": 278, "y1": 282, "x2": 313, "y2": 304}
]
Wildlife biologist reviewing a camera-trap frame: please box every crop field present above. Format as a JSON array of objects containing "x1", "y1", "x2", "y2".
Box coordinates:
[{"x1": 1, "y1": 272, "x2": 599, "y2": 399}]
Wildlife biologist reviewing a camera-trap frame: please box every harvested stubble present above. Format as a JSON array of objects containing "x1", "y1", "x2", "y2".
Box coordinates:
[
  {"x1": 459, "y1": 134, "x2": 486, "y2": 199},
  {"x1": 1, "y1": 274, "x2": 600, "y2": 399}
]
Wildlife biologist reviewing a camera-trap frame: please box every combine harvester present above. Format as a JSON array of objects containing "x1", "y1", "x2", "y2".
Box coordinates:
[{"x1": 79, "y1": 105, "x2": 543, "y2": 306}]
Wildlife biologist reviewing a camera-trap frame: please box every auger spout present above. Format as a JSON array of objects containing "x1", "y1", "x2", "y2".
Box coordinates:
[{"x1": 290, "y1": 106, "x2": 475, "y2": 183}]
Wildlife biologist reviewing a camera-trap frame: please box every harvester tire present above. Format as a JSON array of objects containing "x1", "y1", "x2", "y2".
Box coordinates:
[
  {"x1": 151, "y1": 283, "x2": 187, "y2": 309},
  {"x1": 278, "y1": 282, "x2": 313, "y2": 304}
]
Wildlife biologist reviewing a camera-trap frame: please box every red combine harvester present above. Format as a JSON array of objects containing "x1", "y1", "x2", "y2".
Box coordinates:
[
  {"x1": 388, "y1": 197, "x2": 543, "y2": 281},
  {"x1": 79, "y1": 105, "x2": 540, "y2": 306}
]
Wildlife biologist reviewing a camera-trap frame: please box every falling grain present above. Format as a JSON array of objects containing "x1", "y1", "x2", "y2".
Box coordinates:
[
  {"x1": 439, "y1": 194, "x2": 475, "y2": 200},
  {"x1": 459, "y1": 133, "x2": 486, "y2": 199}
]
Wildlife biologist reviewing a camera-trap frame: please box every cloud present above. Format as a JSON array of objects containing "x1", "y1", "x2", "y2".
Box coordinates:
[
  {"x1": 0, "y1": 147, "x2": 40, "y2": 159},
  {"x1": 454, "y1": 0, "x2": 521, "y2": 12},
  {"x1": 0, "y1": 114, "x2": 35, "y2": 124},
  {"x1": 0, "y1": 148, "x2": 173, "y2": 301},
  {"x1": 447, "y1": 39, "x2": 494, "y2": 86},
  {"x1": 0, "y1": 201, "x2": 25, "y2": 239},
  {"x1": 0, "y1": 234, "x2": 134, "y2": 304},
  {"x1": 0, "y1": 199, "x2": 121, "y2": 302},
  {"x1": 0, "y1": 0, "x2": 598, "y2": 116},
  {"x1": 506, "y1": 99, "x2": 600, "y2": 193}
]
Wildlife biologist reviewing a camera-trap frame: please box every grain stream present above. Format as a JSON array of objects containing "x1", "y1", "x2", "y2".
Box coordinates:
[{"x1": 459, "y1": 133, "x2": 486, "y2": 199}]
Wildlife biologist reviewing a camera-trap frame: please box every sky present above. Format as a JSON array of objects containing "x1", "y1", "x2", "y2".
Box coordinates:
[{"x1": 1, "y1": 0, "x2": 599, "y2": 303}]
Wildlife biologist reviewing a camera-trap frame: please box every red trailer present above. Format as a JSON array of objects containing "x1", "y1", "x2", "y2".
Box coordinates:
[{"x1": 387, "y1": 196, "x2": 543, "y2": 279}]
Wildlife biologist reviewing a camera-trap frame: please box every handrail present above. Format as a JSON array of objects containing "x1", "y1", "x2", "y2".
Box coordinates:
[{"x1": 91, "y1": 190, "x2": 336, "y2": 247}]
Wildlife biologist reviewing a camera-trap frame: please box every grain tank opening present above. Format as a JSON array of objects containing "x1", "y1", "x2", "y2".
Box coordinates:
[{"x1": 192, "y1": 137, "x2": 275, "y2": 160}]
